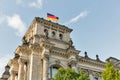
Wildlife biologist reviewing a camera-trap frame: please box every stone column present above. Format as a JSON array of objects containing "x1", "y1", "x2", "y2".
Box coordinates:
[
  {"x1": 43, "y1": 54, "x2": 49, "y2": 80},
  {"x1": 18, "y1": 58, "x2": 25, "y2": 80},
  {"x1": 29, "y1": 53, "x2": 42, "y2": 80},
  {"x1": 15, "y1": 76, "x2": 18, "y2": 80},
  {"x1": 10, "y1": 70, "x2": 16, "y2": 80},
  {"x1": 24, "y1": 62, "x2": 28, "y2": 80}
]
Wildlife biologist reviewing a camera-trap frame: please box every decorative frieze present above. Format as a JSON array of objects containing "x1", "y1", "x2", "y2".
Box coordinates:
[
  {"x1": 67, "y1": 48, "x2": 80, "y2": 56},
  {"x1": 50, "y1": 47, "x2": 68, "y2": 58},
  {"x1": 68, "y1": 60, "x2": 77, "y2": 67},
  {"x1": 40, "y1": 42, "x2": 53, "y2": 50},
  {"x1": 34, "y1": 17, "x2": 72, "y2": 33},
  {"x1": 79, "y1": 57, "x2": 105, "y2": 68},
  {"x1": 55, "y1": 59, "x2": 61, "y2": 65}
]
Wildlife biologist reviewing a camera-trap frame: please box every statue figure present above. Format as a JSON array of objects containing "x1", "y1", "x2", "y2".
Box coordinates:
[
  {"x1": 22, "y1": 36, "x2": 27, "y2": 44},
  {"x1": 69, "y1": 38, "x2": 73, "y2": 46},
  {"x1": 44, "y1": 29, "x2": 48, "y2": 38}
]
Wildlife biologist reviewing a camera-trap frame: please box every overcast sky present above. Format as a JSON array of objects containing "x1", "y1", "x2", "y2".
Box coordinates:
[{"x1": 0, "y1": 0, "x2": 120, "y2": 76}]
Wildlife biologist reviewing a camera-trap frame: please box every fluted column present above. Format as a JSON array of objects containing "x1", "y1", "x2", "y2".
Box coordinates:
[
  {"x1": 15, "y1": 76, "x2": 18, "y2": 80},
  {"x1": 10, "y1": 70, "x2": 16, "y2": 80},
  {"x1": 43, "y1": 54, "x2": 49, "y2": 80},
  {"x1": 29, "y1": 53, "x2": 43, "y2": 80},
  {"x1": 18, "y1": 58, "x2": 25, "y2": 80}
]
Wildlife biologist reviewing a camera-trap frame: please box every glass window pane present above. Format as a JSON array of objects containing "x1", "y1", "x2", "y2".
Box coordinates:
[
  {"x1": 48, "y1": 66, "x2": 59, "y2": 79},
  {"x1": 52, "y1": 67, "x2": 58, "y2": 78},
  {"x1": 94, "y1": 77, "x2": 98, "y2": 80}
]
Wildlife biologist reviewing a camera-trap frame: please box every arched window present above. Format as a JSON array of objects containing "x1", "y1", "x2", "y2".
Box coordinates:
[
  {"x1": 51, "y1": 31, "x2": 55, "y2": 38},
  {"x1": 59, "y1": 34, "x2": 63, "y2": 40},
  {"x1": 48, "y1": 65, "x2": 61, "y2": 79},
  {"x1": 44, "y1": 29, "x2": 48, "y2": 37}
]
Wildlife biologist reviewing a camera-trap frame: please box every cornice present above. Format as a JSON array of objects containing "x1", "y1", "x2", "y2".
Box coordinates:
[
  {"x1": 50, "y1": 47, "x2": 68, "y2": 58},
  {"x1": 50, "y1": 47, "x2": 80, "y2": 59},
  {"x1": 40, "y1": 41, "x2": 54, "y2": 50},
  {"x1": 79, "y1": 65, "x2": 103, "y2": 73},
  {"x1": 29, "y1": 43, "x2": 43, "y2": 53},
  {"x1": 67, "y1": 48, "x2": 80, "y2": 56},
  {"x1": 48, "y1": 37, "x2": 69, "y2": 45},
  {"x1": 78, "y1": 57, "x2": 105, "y2": 68},
  {"x1": 35, "y1": 17, "x2": 73, "y2": 33},
  {"x1": 15, "y1": 45, "x2": 31, "y2": 55},
  {"x1": 34, "y1": 34, "x2": 70, "y2": 45}
]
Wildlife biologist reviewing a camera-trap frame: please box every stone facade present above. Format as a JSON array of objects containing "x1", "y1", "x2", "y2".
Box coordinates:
[{"x1": 0, "y1": 17, "x2": 120, "y2": 80}]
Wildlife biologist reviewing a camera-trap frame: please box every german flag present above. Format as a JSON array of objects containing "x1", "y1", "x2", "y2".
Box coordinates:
[{"x1": 47, "y1": 13, "x2": 59, "y2": 23}]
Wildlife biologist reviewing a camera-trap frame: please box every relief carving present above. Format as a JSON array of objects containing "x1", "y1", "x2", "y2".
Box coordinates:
[
  {"x1": 30, "y1": 44, "x2": 42, "y2": 53},
  {"x1": 68, "y1": 60, "x2": 77, "y2": 67},
  {"x1": 55, "y1": 59, "x2": 60, "y2": 64}
]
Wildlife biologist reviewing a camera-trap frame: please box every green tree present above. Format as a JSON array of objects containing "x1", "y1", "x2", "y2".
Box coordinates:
[
  {"x1": 77, "y1": 70, "x2": 88, "y2": 80},
  {"x1": 53, "y1": 68, "x2": 89, "y2": 80},
  {"x1": 102, "y1": 62, "x2": 120, "y2": 80}
]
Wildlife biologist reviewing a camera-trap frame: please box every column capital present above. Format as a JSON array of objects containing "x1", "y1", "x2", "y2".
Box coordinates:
[
  {"x1": 30, "y1": 43, "x2": 43, "y2": 53},
  {"x1": 10, "y1": 70, "x2": 18, "y2": 80},
  {"x1": 18, "y1": 58, "x2": 27, "y2": 65},
  {"x1": 15, "y1": 45, "x2": 31, "y2": 55},
  {"x1": 11, "y1": 70, "x2": 17, "y2": 75}
]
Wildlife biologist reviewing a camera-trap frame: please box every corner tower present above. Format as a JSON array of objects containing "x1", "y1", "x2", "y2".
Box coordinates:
[
  {"x1": 24, "y1": 17, "x2": 73, "y2": 49},
  {"x1": 7, "y1": 17, "x2": 80, "y2": 80}
]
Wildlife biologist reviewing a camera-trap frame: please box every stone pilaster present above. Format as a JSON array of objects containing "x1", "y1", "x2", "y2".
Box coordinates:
[
  {"x1": 29, "y1": 44, "x2": 43, "y2": 80},
  {"x1": 43, "y1": 54, "x2": 49, "y2": 80},
  {"x1": 40, "y1": 42, "x2": 52, "y2": 80},
  {"x1": 15, "y1": 76, "x2": 18, "y2": 80},
  {"x1": 29, "y1": 53, "x2": 42, "y2": 80},
  {"x1": 18, "y1": 58, "x2": 25, "y2": 80},
  {"x1": 10, "y1": 70, "x2": 17, "y2": 80}
]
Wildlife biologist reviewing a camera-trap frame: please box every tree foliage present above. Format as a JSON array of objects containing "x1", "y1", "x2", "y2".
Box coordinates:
[
  {"x1": 53, "y1": 68, "x2": 89, "y2": 80},
  {"x1": 102, "y1": 62, "x2": 120, "y2": 80}
]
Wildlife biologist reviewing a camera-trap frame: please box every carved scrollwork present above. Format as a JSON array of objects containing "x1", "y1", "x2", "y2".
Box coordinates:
[
  {"x1": 30, "y1": 44, "x2": 42, "y2": 53},
  {"x1": 93, "y1": 71, "x2": 101, "y2": 77},
  {"x1": 15, "y1": 46, "x2": 31, "y2": 55},
  {"x1": 68, "y1": 60, "x2": 77, "y2": 67},
  {"x1": 11, "y1": 70, "x2": 18, "y2": 75},
  {"x1": 81, "y1": 68, "x2": 89, "y2": 75},
  {"x1": 89, "y1": 70, "x2": 101, "y2": 77},
  {"x1": 55, "y1": 59, "x2": 60, "y2": 64},
  {"x1": 18, "y1": 58, "x2": 27, "y2": 65}
]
